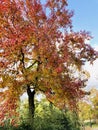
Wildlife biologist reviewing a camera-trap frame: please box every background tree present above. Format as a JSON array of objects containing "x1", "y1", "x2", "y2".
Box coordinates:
[
  {"x1": 79, "y1": 100, "x2": 93, "y2": 128},
  {"x1": 0, "y1": 0, "x2": 97, "y2": 125},
  {"x1": 89, "y1": 88, "x2": 98, "y2": 123},
  {"x1": 78, "y1": 88, "x2": 98, "y2": 127}
]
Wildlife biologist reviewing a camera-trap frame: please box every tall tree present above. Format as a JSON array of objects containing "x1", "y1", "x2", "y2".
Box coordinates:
[{"x1": 0, "y1": 0, "x2": 97, "y2": 124}]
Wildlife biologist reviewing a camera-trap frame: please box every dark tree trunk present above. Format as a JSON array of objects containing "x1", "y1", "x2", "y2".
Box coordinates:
[{"x1": 27, "y1": 85, "x2": 35, "y2": 118}]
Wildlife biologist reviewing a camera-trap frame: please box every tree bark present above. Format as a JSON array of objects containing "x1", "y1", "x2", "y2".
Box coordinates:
[{"x1": 27, "y1": 85, "x2": 35, "y2": 118}]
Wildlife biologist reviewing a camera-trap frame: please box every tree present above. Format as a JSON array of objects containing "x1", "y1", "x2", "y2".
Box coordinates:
[
  {"x1": 79, "y1": 100, "x2": 93, "y2": 128},
  {"x1": 79, "y1": 88, "x2": 98, "y2": 127},
  {"x1": 0, "y1": 0, "x2": 97, "y2": 125},
  {"x1": 89, "y1": 88, "x2": 98, "y2": 123}
]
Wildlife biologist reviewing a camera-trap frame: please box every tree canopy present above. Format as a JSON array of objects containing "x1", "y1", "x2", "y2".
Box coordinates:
[{"x1": 0, "y1": 0, "x2": 97, "y2": 124}]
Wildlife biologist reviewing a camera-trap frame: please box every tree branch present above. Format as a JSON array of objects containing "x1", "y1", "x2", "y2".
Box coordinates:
[{"x1": 26, "y1": 60, "x2": 37, "y2": 70}]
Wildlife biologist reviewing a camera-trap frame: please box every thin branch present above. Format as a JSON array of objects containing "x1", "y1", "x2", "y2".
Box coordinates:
[{"x1": 26, "y1": 60, "x2": 37, "y2": 70}]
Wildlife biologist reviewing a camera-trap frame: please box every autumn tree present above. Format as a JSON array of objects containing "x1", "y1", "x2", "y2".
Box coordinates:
[
  {"x1": 0, "y1": 0, "x2": 97, "y2": 124},
  {"x1": 79, "y1": 100, "x2": 93, "y2": 126},
  {"x1": 79, "y1": 88, "x2": 98, "y2": 127},
  {"x1": 89, "y1": 88, "x2": 98, "y2": 123}
]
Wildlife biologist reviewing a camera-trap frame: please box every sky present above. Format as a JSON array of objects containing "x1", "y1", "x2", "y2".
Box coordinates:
[
  {"x1": 68, "y1": 0, "x2": 98, "y2": 46},
  {"x1": 67, "y1": 0, "x2": 98, "y2": 89}
]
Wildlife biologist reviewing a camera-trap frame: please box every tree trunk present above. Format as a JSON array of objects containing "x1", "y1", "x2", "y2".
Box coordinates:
[{"x1": 27, "y1": 85, "x2": 35, "y2": 118}]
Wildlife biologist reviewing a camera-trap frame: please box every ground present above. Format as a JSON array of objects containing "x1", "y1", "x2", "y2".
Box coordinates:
[{"x1": 85, "y1": 126, "x2": 98, "y2": 130}]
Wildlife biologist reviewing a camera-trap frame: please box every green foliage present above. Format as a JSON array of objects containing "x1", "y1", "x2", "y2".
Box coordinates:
[
  {"x1": 18, "y1": 98, "x2": 81, "y2": 130},
  {"x1": 0, "y1": 97, "x2": 81, "y2": 130},
  {"x1": 0, "y1": 124, "x2": 32, "y2": 130}
]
